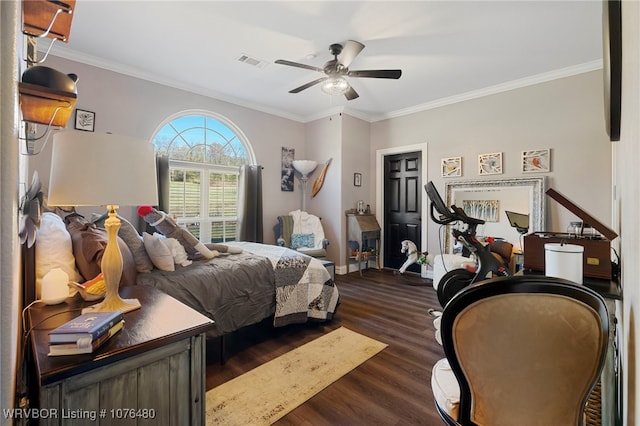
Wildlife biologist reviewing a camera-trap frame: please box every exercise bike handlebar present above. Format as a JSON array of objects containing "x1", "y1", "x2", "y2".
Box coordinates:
[
  {"x1": 425, "y1": 181, "x2": 485, "y2": 229},
  {"x1": 429, "y1": 200, "x2": 485, "y2": 224}
]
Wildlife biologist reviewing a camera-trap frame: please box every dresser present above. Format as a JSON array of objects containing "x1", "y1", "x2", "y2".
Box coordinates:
[
  {"x1": 346, "y1": 212, "x2": 381, "y2": 275},
  {"x1": 28, "y1": 286, "x2": 214, "y2": 425}
]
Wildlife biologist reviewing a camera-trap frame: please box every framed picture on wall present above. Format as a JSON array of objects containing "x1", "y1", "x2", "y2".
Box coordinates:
[
  {"x1": 521, "y1": 149, "x2": 551, "y2": 173},
  {"x1": 441, "y1": 156, "x2": 462, "y2": 177},
  {"x1": 74, "y1": 109, "x2": 95, "y2": 132},
  {"x1": 354, "y1": 172, "x2": 362, "y2": 187},
  {"x1": 478, "y1": 152, "x2": 503, "y2": 175},
  {"x1": 281, "y1": 147, "x2": 295, "y2": 191}
]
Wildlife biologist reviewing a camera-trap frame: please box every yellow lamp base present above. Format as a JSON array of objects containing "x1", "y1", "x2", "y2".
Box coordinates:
[
  {"x1": 82, "y1": 205, "x2": 142, "y2": 315},
  {"x1": 82, "y1": 296, "x2": 141, "y2": 314}
]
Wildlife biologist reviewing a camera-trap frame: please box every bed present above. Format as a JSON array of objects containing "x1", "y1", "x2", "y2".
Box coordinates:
[
  {"x1": 135, "y1": 241, "x2": 340, "y2": 338},
  {"x1": 32, "y1": 212, "x2": 339, "y2": 345}
]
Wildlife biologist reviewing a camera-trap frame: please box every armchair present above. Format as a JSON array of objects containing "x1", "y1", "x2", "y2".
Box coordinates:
[
  {"x1": 274, "y1": 210, "x2": 329, "y2": 258},
  {"x1": 431, "y1": 275, "x2": 609, "y2": 425}
]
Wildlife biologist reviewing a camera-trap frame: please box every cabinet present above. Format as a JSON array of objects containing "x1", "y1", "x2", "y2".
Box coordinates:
[
  {"x1": 28, "y1": 286, "x2": 214, "y2": 425},
  {"x1": 346, "y1": 212, "x2": 381, "y2": 275}
]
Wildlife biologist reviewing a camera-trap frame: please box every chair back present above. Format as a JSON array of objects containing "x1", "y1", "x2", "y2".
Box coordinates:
[{"x1": 439, "y1": 275, "x2": 609, "y2": 426}]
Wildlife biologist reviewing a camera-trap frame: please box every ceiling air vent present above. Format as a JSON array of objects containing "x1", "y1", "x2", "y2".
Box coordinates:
[{"x1": 237, "y1": 54, "x2": 268, "y2": 69}]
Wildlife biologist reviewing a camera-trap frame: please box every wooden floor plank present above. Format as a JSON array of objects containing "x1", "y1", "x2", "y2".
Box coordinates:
[{"x1": 206, "y1": 269, "x2": 445, "y2": 425}]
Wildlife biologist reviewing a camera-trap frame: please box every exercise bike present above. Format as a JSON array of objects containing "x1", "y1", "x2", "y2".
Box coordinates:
[{"x1": 425, "y1": 181, "x2": 512, "y2": 306}]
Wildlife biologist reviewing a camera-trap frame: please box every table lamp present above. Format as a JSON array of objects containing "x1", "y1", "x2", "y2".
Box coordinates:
[
  {"x1": 48, "y1": 131, "x2": 158, "y2": 313},
  {"x1": 291, "y1": 160, "x2": 317, "y2": 211}
]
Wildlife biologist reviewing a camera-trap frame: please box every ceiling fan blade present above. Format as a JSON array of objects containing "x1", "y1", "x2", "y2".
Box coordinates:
[
  {"x1": 339, "y1": 40, "x2": 365, "y2": 67},
  {"x1": 344, "y1": 85, "x2": 359, "y2": 101},
  {"x1": 275, "y1": 59, "x2": 324, "y2": 73},
  {"x1": 289, "y1": 77, "x2": 328, "y2": 93},
  {"x1": 348, "y1": 69, "x2": 402, "y2": 79}
]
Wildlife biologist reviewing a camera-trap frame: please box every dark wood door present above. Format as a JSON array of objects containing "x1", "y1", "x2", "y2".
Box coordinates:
[{"x1": 383, "y1": 151, "x2": 422, "y2": 272}]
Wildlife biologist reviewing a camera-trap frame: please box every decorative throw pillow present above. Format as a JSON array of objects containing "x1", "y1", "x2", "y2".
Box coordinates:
[
  {"x1": 92, "y1": 213, "x2": 154, "y2": 273},
  {"x1": 142, "y1": 232, "x2": 175, "y2": 272},
  {"x1": 35, "y1": 212, "x2": 83, "y2": 299},
  {"x1": 159, "y1": 236, "x2": 192, "y2": 267},
  {"x1": 290, "y1": 233, "x2": 315, "y2": 250},
  {"x1": 65, "y1": 213, "x2": 138, "y2": 286}
]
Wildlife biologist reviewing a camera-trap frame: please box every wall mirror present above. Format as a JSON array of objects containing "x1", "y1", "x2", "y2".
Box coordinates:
[{"x1": 444, "y1": 177, "x2": 546, "y2": 252}]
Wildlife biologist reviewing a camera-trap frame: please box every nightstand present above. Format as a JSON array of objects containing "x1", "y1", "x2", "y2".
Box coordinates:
[{"x1": 27, "y1": 286, "x2": 214, "y2": 426}]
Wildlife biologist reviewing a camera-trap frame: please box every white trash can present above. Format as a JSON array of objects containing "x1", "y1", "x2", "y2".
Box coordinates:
[{"x1": 544, "y1": 243, "x2": 584, "y2": 284}]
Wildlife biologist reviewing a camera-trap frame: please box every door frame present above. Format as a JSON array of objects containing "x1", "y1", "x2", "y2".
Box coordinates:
[{"x1": 375, "y1": 143, "x2": 430, "y2": 278}]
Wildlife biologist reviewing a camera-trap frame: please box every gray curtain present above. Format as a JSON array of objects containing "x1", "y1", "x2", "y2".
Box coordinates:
[
  {"x1": 237, "y1": 165, "x2": 263, "y2": 242},
  {"x1": 139, "y1": 154, "x2": 169, "y2": 232},
  {"x1": 156, "y1": 154, "x2": 170, "y2": 212}
]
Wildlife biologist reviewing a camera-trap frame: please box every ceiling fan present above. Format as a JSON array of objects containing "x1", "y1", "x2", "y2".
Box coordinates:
[{"x1": 275, "y1": 40, "x2": 402, "y2": 100}]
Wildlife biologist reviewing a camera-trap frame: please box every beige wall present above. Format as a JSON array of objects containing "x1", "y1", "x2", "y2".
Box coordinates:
[
  {"x1": 30, "y1": 58, "x2": 613, "y2": 267},
  {"x1": 30, "y1": 55, "x2": 307, "y2": 242},
  {"x1": 1, "y1": 0, "x2": 21, "y2": 416},
  {"x1": 15, "y1": 15, "x2": 640, "y2": 424},
  {"x1": 617, "y1": 2, "x2": 640, "y2": 424},
  {"x1": 304, "y1": 114, "x2": 342, "y2": 261},
  {"x1": 370, "y1": 70, "x2": 612, "y2": 256}
]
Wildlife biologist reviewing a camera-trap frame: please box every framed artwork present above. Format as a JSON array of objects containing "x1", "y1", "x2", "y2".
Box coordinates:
[
  {"x1": 522, "y1": 149, "x2": 551, "y2": 173},
  {"x1": 354, "y1": 172, "x2": 362, "y2": 187},
  {"x1": 74, "y1": 109, "x2": 95, "y2": 132},
  {"x1": 281, "y1": 147, "x2": 294, "y2": 191},
  {"x1": 462, "y1": 199, "x2": 500, "y2": 222},
  {"x1": 441, "y1": 157, "x2": 462, "y2": 177},
  {"x1": 478, "y1": 152, "x2": 503, "y2": 175}
]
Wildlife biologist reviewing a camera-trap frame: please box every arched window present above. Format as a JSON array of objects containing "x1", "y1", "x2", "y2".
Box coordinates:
[{"x1": 152, "y1": 111, "x2": 255, "y2": 243}]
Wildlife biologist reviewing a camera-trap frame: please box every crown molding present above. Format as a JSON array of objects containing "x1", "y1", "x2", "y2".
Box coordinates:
[
  {"x1": 371, "y1": 60, "x2": 603, "y2": 122},
  {"x1": 43, "y1": 43, "x2": 601, "y2": 125}
]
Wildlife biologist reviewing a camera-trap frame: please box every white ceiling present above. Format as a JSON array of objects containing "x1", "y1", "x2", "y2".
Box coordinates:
[{"x1": 42, "y1": 1, "x2": 604, "y2": 123}]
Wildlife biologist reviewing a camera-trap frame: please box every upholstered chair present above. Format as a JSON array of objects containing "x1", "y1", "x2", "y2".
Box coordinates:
[
  {"x1": 274, "y1": 210, "x2": 329, "y2": 258},
  {"x1": 431, "y1": 275, "x2": 609, "y2": 426}
]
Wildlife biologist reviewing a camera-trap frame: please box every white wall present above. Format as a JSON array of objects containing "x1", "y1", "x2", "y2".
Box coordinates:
[
  {"x1": 340, "y1": 115, "x2": 371, "y2": 270},
  {"x1": 304, "y1": 114, "x2": 342, "y2": 261},
  {"x1": 29, "y1": 55, "x2": 307, "y2": 242},
  {"x1": 370, "y1": 70, "x2": 612, "y2": 256},
  {"x1": 1, "y1": 1, "x2": 21, "y2": 419},
  {"x1": 617, "y1": 2, "x2": 640, "y2": 424}
]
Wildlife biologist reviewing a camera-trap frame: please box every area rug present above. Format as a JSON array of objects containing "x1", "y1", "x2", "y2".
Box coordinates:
[{"x1": 205, "y1": 327, "x2": 388, "y2": 425}]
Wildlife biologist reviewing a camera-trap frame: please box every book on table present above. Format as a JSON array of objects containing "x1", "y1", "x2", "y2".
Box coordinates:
[
  {"x1": 48, "y1": 311, "x2": 124, "y2": 343},
  {"x1": 48, "y1": 320, "x2": 124, "y2": 356}
]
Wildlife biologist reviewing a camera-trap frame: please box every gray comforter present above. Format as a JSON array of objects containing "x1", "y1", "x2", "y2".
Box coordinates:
[{"x1": 135, "y1": 242, "x2": 339, "y2": 337}]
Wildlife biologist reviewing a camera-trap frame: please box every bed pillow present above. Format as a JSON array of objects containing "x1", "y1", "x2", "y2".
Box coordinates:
[
  {"x1": 35, "y1": 212, "x2": 83, "y2": 299},
  {"x1": 92, "y1": 213, "x2": 154, "y2": 273},
  {"x1": 65, "y1": 213, "x2": 137, "y2": 285},
  {"x1": 290, "y1": 233, "x2": 315, "y2": 250},
  {"x1": 142, "y1": 232, "x2": 175, "y2": 272}
]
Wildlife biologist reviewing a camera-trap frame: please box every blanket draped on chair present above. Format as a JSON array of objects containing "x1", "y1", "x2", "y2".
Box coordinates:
[{"x1": 289, "y1": 209, "x2": 325, "y2": 249}]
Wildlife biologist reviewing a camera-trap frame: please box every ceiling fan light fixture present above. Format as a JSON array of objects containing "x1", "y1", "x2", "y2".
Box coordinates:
[{"x1": 321, "y1": 76, "x2": 349, "y2": 96}]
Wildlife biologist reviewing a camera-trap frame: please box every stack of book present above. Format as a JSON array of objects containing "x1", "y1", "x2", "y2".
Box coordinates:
[{"x1": 48, "y1": 311, "x2": 124, "y2": 356}]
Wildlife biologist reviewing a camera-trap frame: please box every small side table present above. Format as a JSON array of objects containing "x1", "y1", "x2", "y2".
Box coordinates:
[
  {"x1": 28, "y1": 286, "x2": 214, "y2": 426},
  {"x1": 318, "y1": 259, "x2": 336, "y2": 281},
  {"x1": 346, "y1": 212, "x2": 381, "y2": 275}
]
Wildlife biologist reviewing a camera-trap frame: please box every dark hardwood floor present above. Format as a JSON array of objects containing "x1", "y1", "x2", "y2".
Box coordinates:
[{"x1": 206, "y1": 269, "x2": 445, "y2": 425}]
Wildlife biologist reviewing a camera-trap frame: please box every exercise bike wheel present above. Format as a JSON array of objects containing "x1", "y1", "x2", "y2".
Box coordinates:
[{"x1": 437, "y1": 268, "x2": 476, "y2": 307}]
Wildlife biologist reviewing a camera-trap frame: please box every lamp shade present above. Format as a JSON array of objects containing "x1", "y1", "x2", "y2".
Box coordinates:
[
  {"x1": 291, "y1": 160, "x2": 318, "y2": 177},
  {"x1": 48, "y1": 131, "x2": 158, "y2": 207}
]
